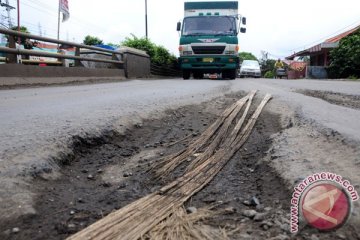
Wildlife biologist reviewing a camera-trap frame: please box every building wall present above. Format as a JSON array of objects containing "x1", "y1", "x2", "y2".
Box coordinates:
[
  {"x1": 306, "y1": 66, "x2": 328, "y2": 79},
  {"x1": 310, "y1": 49, "x2": 330, "y2": 67}
]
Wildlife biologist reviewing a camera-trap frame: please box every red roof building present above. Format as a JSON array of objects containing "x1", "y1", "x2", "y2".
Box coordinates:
[{"x1": 287, "y1": 25, "x2": 360, "y2": 66}]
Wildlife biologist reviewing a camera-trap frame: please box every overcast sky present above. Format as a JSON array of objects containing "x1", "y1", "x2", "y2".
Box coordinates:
[{"x1": 1, "y1": 0, "x2": 360, "y2": 58}]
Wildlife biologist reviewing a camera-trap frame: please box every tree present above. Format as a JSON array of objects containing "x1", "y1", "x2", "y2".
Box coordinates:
[
  {"x1": 328, "y1": 30, "x2": 360, "y2": 78},
  {"x1": 122, "y1": 34, "x2": 156, "y2": 59},
  {"x1": 239, "y1": 52, "x2": 257, "y2": 63},
  {"x1": 153, "y1": 45, "x2": 177, "y2": 65},
  {"x1": 260, "y1": 59, "x2": 276, "y2": 74},
  {"x1": 11, "y1": 26, "x2": 30, "y2": 34},
  {"x1": 9, "y1": 26, "x2": 30, "y2": 44},
  {"x1": 122, "y1": 34, "x2": 176, "y2": 65},
  {"x1": 83, "y1": 35, "x2": 103, "y2": 45}
]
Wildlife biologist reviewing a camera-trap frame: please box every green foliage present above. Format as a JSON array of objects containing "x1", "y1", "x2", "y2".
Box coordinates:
[
  {"x1": 264, "y1": 70, "x2": 274, "y2": 78},
  {"x1": 8, "y1": 26, "x2": 30, "y2": 44},
  {"x1": 83, "y1": 35, "x2": 103, "y2": 45},
  {"x1": 347, "y1": 75, "x2": 358, "y2": 80},
  {"x1": 122, "y1": 34, "x2": 156, "y2": 58},
  {"x1": 153, "y1": 45, "x2": 177, "y2": 65},
  {"x1": 260, "y1": 59, "x2": 276, "y2": 74},
  {"x1": 122, "y1": 34, "x2": 176, "y2": 65},
  {"x1": 239, "y1": 52, "x2": 257, "y2": 63},
  {"x1": 328, "y1": 30, "x2": 360, "y2": 78},
  {"x1": 11, "y1": 26, "x2": 30, "y2": 33}
]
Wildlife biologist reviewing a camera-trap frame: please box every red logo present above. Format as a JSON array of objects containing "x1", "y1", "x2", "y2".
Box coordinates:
[{"x1": 301, "y1": 183, "x2": 351, "y2": 230}]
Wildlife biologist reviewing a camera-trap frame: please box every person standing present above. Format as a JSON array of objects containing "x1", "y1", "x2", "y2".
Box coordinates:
[
  {"x1": 274, "y1": 59, "x2": 285, "y2": 79},
  {"x1": 274, "y1": 58, "x2": 284, "y2": 69}
]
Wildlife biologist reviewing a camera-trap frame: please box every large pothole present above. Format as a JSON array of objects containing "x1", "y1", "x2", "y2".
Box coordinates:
[{"x1": 1, "y1": 92, "x2": 355, "y2": 240}]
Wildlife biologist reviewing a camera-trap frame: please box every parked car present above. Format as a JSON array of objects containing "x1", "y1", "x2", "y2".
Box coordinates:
[{"x1": 238, "y1": 60, "x2": 261, "y2": 78}]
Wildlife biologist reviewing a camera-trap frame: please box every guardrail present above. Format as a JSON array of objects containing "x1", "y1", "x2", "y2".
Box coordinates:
[
  {"x1": 150, "y1": 62, "x2": 181, "y2": 77},
  {"x1": 0, "y1": 28, "x2": 123, "y2": 68}
]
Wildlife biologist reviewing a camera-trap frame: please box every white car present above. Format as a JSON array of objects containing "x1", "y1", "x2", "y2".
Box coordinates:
[{"x1": 238, "y1": 60, "x2": 261, "y2": 78}]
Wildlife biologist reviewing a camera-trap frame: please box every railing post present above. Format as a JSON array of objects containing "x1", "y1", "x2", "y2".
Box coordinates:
[
  {"x1": 74, "y1": 47, "x2": 81, "y2": 67},
  {"x1": 123, "y1": 53, "x2": 128, "y2": 78},
  {"x1": 111, "y1": 53, "x2": 119, "y2": 69},
  {"x1": 60, "y1": 51, "x2": 66, "y2": 67},
  {"x1": 7, "y1": 36, "x2": 17, "y2": 63}
]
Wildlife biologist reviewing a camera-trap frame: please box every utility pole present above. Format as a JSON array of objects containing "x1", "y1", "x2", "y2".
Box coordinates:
[
  {"x1": 38, "y1": 22, "x2": 42, "y2": 36},
  {"x1": 57, "y1": 0, "x2": 60, "y2": 40},
  {"x1": 7, "y1": 0, "x2": 13, "y2": 28},
  {"x1": 0, "y1": 15, "x2": 4, "y2": 43},
  {"x1": 0, "y1": 0, "x2": 15, "y2": 28},
  {"x1": 16, "y1": 0, "x2": 19, "y2": 33},
  {"x1": 0, "y1": 0, "x2": 15, "y2": 43},
  {"x1": 145, "y1": 0, "x2": 148, "y2": 39}
]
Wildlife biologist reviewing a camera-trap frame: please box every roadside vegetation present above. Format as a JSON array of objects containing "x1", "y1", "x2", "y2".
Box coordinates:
[
  {"x1": 8, "y1": 26, "x2": 30, "y2": 45},
  {"x1": 238, "y1": 51, "x2": 257, "y2": 63},
  {"x1": 260, "y1": 59, "x2": 276, "y2": 78},
  {"x1": 83, "y1": 35, "x2": 103, "y2": 46},
  {"x1": 328, "y1": 29, "x2": 360, "y2": 79},
  {"x1": 122, "y1": 35, "x2": 177, "y2": 65},
  {"x1": 81, "y1": 34, "x2": 176, "y2": 65},
  {"x1": 10, "y1": 26, "x2": 29, "y2": 34},
  {"x1": 263, "y1": 70, "x2": 274, "y2": 78}
]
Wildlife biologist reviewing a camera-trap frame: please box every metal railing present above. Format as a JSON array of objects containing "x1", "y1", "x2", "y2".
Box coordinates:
[
  {"x1": 0, "y1": 28, "x2": 123, "y2": 68},
  {"x1": 150, "y1": 62, "x2": 181, "y2": 77}
]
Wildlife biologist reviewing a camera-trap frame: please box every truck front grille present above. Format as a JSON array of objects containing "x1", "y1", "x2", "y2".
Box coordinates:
[{"x1": 191, "y1": 46, "x2": 225, "y2": 54}]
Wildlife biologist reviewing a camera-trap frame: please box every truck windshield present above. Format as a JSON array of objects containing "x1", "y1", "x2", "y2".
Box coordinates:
[{"x1": 182, "y1": 16, "x2": 237, "y2": 36}]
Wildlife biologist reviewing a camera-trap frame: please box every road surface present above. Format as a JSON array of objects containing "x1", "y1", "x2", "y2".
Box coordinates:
[{"x1": 1, "y1": 78, "x2": 360, "y2": 237}]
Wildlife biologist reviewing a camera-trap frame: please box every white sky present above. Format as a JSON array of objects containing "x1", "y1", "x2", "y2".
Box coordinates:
[{"x1": 1, "y1": 0, "x2": 360, "y2": 58}]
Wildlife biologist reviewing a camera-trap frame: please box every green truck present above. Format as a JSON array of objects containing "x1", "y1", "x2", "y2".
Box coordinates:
[{"x1": 177, "y1": 1, "x2": 246, "y2": 80}]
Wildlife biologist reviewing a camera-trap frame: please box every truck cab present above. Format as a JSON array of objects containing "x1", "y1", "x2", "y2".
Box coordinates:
[{"x1": 177, "y1": 1, "x2": 246, "y2": 80}]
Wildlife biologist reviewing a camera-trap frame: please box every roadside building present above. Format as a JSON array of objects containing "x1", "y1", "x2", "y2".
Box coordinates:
[{"x1": 286, "y1": 25, "x2": 360, "y2": 78}]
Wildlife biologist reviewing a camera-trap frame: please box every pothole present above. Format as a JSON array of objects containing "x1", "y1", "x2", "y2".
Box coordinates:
[
  {"x1": 296, "y1": 89, "x2": 360, "y2": 110},
  {"x1": 1, "y1": 92, "x2": 354, "y2": 240}
]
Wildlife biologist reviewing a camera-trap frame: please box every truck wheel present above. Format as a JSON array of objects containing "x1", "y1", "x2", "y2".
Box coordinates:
[
  {"x1": 183, "y1": 70, "x2": 190, "y2": 80},
  {"x1": 222, "y1": 70, "x2": 236, "y2": 80},
  {"x1": 222, "y1": 70, "x2": 228, "y2": 79},
  {"x1": 228, "y1": 69, "x2": 236, "y2": 80},
  {"x1": 193, "y1": 71, "x2": 203, "y2": 79}
]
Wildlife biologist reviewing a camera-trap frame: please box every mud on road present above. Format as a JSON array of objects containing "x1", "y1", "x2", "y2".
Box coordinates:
[
  {"x1": 0, "y1": 92, "x2": 358, "y2": 240},
  {"x1": 296, "y1": 89, "x2": 360, "y2": 110}
]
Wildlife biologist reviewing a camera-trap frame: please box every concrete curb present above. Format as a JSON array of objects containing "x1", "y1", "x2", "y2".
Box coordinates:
[{"x1": 0, "y1": 76, "x2": 127, "y2": 89}]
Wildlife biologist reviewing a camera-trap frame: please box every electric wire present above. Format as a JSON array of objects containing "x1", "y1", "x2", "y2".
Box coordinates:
[{"x1": 288, "y1": 18, "x2": 360, "y2": 53}]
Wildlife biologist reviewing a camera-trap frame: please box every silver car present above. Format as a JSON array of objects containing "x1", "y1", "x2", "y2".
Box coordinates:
[{"x1": 238, "y1": 60, "x2": 261, "y2": 78}]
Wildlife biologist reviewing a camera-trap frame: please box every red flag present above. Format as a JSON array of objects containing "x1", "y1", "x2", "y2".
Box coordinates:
[{"x1": 59, "y1": 0, "x2": 70, "y2": 22}]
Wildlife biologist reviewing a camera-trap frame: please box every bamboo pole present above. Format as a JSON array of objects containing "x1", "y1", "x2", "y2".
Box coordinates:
[
  {"x1": 185, "y1": 90, "x2": 257, "y2": 171},
  {"x1": 153, "y1": 91, "x2": 254, "y2": 179}
]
